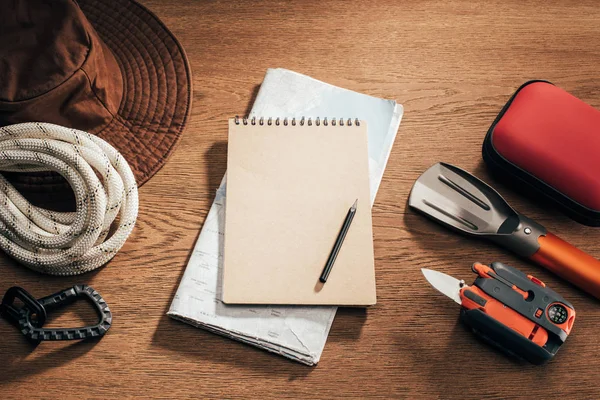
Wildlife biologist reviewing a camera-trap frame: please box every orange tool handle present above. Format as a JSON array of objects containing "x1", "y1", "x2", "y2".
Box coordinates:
[
  {"x1": 460, "y1": 285, "x2": 548, "y2": 346},
  {"x1": 530, "y1": 232, "x2": 600, "y2": 299}
]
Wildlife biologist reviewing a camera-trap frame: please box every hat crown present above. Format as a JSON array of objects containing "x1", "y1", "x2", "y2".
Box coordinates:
[{"x1": 0, "y1": 0, "x2": 123, "y2": 134}]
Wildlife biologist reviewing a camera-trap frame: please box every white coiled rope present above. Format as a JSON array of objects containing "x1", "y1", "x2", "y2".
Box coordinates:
[{"x1": 0, "y1": 122, "x2": 139, "y2": 275}]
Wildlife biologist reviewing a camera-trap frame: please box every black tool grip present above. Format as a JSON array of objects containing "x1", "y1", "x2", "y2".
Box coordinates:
[
  {"x1": 460, "y1": 308, "x2": 558, "y2": 364},
  {"x1": 463, "y1": 289, "x2": 488, "y2": 307}
]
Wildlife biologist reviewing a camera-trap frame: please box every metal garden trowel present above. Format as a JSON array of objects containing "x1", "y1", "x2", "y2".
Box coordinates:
[{"x1": 409, "y1": 162, "x2": 600, "y2": 299}]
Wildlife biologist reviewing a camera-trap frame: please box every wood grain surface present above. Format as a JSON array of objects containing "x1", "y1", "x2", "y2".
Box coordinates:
[{"x1": 2, "y1": 0, "x2": 600, "y2": 398}]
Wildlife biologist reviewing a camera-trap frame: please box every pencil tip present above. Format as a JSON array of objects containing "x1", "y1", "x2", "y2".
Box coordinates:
[{"x1": 352, "y1": 199, "x2": 358, "y2": 210}]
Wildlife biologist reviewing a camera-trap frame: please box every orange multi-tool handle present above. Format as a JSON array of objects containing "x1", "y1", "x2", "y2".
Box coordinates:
[
  {"x1": 459, "y1": 285, "x2": 549, "y2": 346},
  {"x1": 531, "y1": 232, "x2": 600, "y2": 299},
  {"x1": 471, "y1": 262, "x2": 575, "y2": 335}
]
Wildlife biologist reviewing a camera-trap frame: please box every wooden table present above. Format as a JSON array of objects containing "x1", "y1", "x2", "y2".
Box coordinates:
[{"x1": 3, "y1": 0, "x2": 600, "y2": 398}]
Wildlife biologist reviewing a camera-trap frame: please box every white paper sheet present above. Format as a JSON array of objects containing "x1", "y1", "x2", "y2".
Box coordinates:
[{"x1": 168, "y1": 68, "x2": 403, "y2": 365}]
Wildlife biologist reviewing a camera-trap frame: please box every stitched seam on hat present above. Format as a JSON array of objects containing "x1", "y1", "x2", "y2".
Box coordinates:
[
  {"x1": 102, "y1": 0, "x2": 190, "y2": 136},
  {"x1": 130, "y1": 6, "x2": 174, "y2": 131},
  {"x1": 92, "y1": 6, "x2": 159, "y2": 129},
  {"x1": 80, "y1": 68, "x2": 117, "y2": 125},
  {"x1": 78, "y1": 24, "x2": 120, "y2": 126},
  {"x1": 128, "y1": 0, "x2": 193, "y2": 132},
  {"x1": 88, "y1": 5, "x2": 173, "y2": 161},
  {"x1": 125, "y1": 0, "x2": 192, "y2": 183},
  {"x1": 94, "y1": 17, "x2": 143, "y2": 126}
]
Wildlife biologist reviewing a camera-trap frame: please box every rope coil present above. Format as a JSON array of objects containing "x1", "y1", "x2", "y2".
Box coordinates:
[{"x1": 0, "y1": 123, "x2": 139, "y2": 275}]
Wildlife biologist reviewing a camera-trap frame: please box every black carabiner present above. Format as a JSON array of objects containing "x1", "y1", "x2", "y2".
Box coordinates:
[{"x1": 1, "y1": 285, "x2": 112, "y2": 342}]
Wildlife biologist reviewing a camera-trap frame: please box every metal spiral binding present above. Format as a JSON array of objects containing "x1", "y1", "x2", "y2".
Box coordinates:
[{"x1": 234, "y1": 116, "x2": 360, "y2": 126}]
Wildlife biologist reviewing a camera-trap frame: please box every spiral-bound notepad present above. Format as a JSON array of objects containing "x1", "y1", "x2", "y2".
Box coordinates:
[{"x1": 223, "y1": 117, "x2": 376, "y2": 306}]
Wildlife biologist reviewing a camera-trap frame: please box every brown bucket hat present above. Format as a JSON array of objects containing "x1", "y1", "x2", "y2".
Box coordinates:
[{"x1": 0, "y1": 0, "x2": 192, "y2": 191}]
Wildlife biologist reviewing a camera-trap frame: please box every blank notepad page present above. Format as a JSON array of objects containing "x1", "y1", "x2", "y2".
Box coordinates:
[{"x1": 223, "y1": 118, "x2": 376, "y2": 306}]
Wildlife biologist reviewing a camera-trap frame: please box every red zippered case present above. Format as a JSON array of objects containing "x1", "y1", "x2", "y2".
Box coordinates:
[{"x1": 483, "y1": 80, "x2": 600, "y2": 226}]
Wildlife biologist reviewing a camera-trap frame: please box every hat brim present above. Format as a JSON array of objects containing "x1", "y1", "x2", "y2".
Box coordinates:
[{"x1": 78, "y1": 0, "x2": 192, "y2": 186}]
